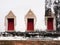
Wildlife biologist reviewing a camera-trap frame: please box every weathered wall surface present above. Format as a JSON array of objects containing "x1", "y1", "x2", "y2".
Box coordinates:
[{"x1": 0, "y1": 40, "x2": 60, "y2": 45}]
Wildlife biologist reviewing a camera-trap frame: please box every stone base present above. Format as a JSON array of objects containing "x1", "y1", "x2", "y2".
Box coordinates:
[{"x1": 0, "y1": 40, "x2": 60, "y2": 45}]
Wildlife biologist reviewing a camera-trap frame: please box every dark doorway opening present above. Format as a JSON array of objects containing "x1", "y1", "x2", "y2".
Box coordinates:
[
  {"x1": 8, "y1": 18, "x2": 14, "y2": 31},
  {"x1": 27, "y1": 19, "x2": 34, "y2": 31},
  {"x1": 47, "y1": 18, "x2": 53, "y2": 31}
]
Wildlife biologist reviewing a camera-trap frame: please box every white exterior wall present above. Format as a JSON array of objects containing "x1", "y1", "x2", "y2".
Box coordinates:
[{"x1": 0, "y1": 0, "x2": 46, "y2": 32}]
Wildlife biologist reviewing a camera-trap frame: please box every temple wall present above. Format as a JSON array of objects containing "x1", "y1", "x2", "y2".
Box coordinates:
[{"x1": 0, "y1": 40, "x2": 60, "y2": 45}]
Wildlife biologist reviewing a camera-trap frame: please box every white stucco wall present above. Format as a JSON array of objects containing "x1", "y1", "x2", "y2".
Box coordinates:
[{"x1": 0, "y1": 0, "x2": 46, "y2": 32}]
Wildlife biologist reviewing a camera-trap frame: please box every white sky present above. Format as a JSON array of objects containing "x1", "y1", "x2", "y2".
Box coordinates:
[{"x1": 0, "y1": 0, "x2": 45, "y2": 32}]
